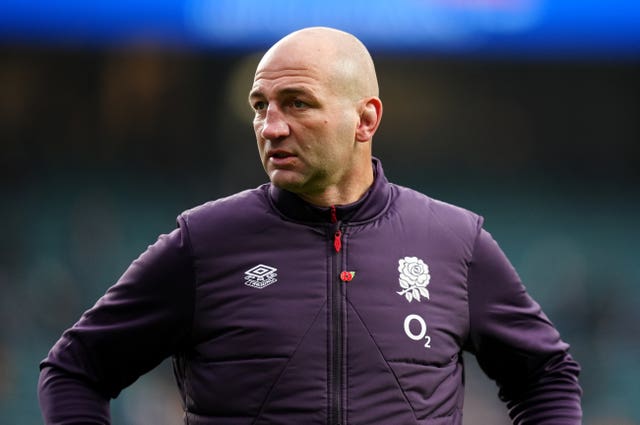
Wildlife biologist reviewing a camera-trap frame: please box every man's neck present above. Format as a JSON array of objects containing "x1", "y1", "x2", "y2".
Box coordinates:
[{"x1": 297, "y1": 171, "x2": 375, "y2": 207}]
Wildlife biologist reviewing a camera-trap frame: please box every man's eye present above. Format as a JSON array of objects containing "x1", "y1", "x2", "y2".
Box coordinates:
[
  {"x1": 253, "y1": 101, "x2": 266, "y2": 111},
  {"x1": 292, "y1": 100, "x2": 306, "y2": 108}
]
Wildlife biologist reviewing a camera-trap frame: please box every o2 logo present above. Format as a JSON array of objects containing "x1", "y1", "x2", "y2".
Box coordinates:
[{"x1": 403, "y1": 314, "x2": 431, "y2": 349}]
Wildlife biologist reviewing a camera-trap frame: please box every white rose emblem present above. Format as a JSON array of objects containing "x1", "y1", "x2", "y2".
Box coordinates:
[{"x1": 396, "y1": 256, "x2": 430, "y2": 302}]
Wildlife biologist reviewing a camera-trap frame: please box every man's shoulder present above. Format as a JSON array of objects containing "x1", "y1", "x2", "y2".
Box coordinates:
[
  {"x1": 391, "y1": 183, "x2": 483, "y2": 240},
  {"x1": 392, "y1": 183, "x2": 476, "y2": 215},
  {"x1": 179, "y1": 184, "x2": 271, "y2": 226}
]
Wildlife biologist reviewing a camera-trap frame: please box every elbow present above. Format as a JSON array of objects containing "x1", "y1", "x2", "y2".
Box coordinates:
[{"x1": 38, "y1": 365, "x2": 111, "y2": 425}]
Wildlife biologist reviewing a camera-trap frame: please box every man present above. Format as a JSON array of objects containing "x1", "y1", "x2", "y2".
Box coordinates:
[{"x1": 39, "y1": 27, "x2": 582, "y2": 424}]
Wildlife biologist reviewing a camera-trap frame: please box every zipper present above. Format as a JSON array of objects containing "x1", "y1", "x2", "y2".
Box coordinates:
[{"x1": 329, "y1": 206, "x2": 344, "y2": 425}]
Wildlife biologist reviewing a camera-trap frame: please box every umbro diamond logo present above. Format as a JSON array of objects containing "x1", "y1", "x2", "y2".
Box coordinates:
[{"x1": 244, "y1": 264, "x2": 278, "y2": 289}]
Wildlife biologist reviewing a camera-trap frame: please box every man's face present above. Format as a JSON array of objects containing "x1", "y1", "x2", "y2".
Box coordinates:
[{"x1": 249, "y1": 47, "x2": 360, "y2": 201}]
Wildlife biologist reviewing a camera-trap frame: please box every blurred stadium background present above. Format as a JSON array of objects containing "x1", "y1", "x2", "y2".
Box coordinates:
[{"x1": 1, "y1": 1, "x2": 639, "y2": 424}]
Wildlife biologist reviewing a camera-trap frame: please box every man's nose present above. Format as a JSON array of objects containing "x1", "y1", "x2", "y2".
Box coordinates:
[{"x1": 261, "y1": 106, "x2": 289, "y2": 140}]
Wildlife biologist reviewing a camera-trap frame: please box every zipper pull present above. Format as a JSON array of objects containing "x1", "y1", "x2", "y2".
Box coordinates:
[
  {"x1": 330, "y1": 205, "x2": 342, "y2": 252},
  {"x1": 333, "y1": 229, "x2": 342, "y2": 252}
]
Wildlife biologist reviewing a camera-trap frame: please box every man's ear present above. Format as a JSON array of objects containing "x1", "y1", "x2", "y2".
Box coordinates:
[{"x1": 355, "y1": 97, "x2": 383, "y2": 142}]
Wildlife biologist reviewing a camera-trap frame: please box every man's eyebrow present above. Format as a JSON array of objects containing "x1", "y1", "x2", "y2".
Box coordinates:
[
  {"x1": 278, "y1": 87, "x2": 310, "y2": 97},
  {"x1": 248, "y1": 88, "x2": 263, "y2": 100},
  {"x1": 249, "y1": 87, "x2": 312, "y2": 100}
]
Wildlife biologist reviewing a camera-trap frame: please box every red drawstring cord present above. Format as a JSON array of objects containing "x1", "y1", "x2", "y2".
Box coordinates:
[
  {"x1": 333, "y1": 229, "x2": 342, "y2": 252},
  {"x1": 330, "y1": 206, "x2": 342, "y2": 252}
]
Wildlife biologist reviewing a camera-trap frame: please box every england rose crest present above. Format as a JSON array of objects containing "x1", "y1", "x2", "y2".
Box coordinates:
[{"x1": 396, "y1": 256, "x2": 430, "y2": 302}]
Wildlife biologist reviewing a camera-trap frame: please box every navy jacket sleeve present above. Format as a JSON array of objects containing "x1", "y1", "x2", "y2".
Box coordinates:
[
  {"x1": 466, "y1": 228, "x2": 582, "y2": 425},
  {"x1": 38, "y1": 219, "x2": 196, "y2": 424}
]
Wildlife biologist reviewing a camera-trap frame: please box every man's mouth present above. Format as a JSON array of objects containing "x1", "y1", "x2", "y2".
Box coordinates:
[
  {"x1": 268, "y1": 150, "x2": 296, "y2": 161},
  {"x1": 271, "y1": 151, "x2": 291, "y2": 159}
]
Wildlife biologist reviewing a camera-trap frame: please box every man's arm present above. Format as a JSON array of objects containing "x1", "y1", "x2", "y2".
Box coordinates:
[
  {"x1": 38, "y1": 222, "x2": 196, "y2": 424},
  {"x1": 465, "y1": 228, "x2": 582, "y2": 424},
  {"x1": 39, "y1": 365, "x2": 111, "y2": 425}
]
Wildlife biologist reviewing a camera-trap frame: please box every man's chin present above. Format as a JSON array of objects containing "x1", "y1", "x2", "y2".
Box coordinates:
[{"x1": 268, "y1": 170, "x2": 305, "y2": 192}]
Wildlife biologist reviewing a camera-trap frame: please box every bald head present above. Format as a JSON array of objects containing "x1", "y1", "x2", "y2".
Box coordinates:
[{"x1": 256, "y1": 27, "x2": 379, "y2": 100}]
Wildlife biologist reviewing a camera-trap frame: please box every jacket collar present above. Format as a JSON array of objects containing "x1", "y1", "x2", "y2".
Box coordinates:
[{"x1": 268, "y1": 157, "x2": 392, "y2": 225}]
